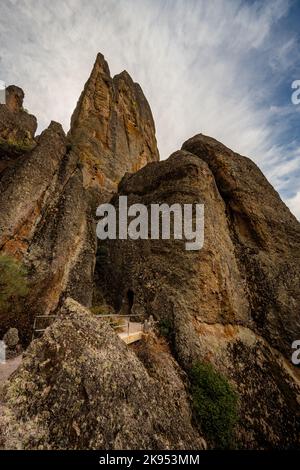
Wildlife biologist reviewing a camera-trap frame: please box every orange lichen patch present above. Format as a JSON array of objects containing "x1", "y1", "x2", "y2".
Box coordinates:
[
  {"x1": 131, "y1": 156, "x2": 148, "y2": 173},
  {"x1": 82, "y1": 162, "x2": 113, "y2": 190},
  {"x1": 126, "y1": 120, "x2": 139, "y2": 134},
  {"x1": 193, "y1": 317, "x2": 238, "y2": 340},
  {"x1": 2, "y1": 240, "x2": 28, "y2": 260},
  {"x1": 150, "y1": 335, "x2": 171, "y2": 354},
  {"x1": 1, "y1": 204, "x2": 42, "y2": 259},
  {"x1": 18, "y1": 205, "x2": 41, "y2": 238},
  {"x1": 132, "y1": 333, "x2": 173, "y2": 368}
]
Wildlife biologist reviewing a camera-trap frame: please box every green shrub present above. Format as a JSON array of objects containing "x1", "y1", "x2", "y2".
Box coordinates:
[
  {"x1": 97, "y1": 244, "x2": 109, "y2": 259},
  {"x1": 0, "y1": 254, "x2": 28, "y2": 310},
  {"x1": 90, "y1": 305, "x2": 111, "y2": 316},
  {"x1": 158, "y1": 317, "x2": 173, "y2": 338},
  {"x1": 0, "y1": 137, "x2": 35, "y2": 155},
  {"x1": 189, "y1": 361, "x2": 238, "y2": 449},
  {"x1": 90, "y1": 305, "x2": 126, "y2": 330}
]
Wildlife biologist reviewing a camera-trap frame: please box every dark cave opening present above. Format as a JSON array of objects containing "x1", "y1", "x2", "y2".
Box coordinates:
[{"x1": 127, "y1": 289, "x2": 134, "y2": 313}]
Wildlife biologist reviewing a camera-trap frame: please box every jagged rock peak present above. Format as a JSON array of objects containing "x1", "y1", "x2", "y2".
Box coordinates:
[
  {"x1": 95, "y1": 52, "x2": 111, "y2": 72},
  {"x1": 5, "y1": 85, "x2": 25, "y2": 113},
  {"x1": 69, "y1": 52, "x2": 159, "y2": 191},
  {"x1": 0, "y1": 85, "x2": 37, "y2": 166}
]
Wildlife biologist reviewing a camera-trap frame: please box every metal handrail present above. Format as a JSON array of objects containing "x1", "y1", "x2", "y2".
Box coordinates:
[
  {"x1": 32, "y1": 313, "x2": 144, "y2": 341},
  {"x1": 95, "y1": 313, "x2": 144, "y2": 337},
  {"x1": 34, "y1": 315, "x2": 57, "y2": 318},
  {"x1": 94, "y1": 313, "x2": 144, "y2": 318}
]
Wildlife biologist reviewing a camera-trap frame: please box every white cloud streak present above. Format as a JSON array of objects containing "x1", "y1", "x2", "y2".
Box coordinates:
[
  {"x1": 286, "y1": 191, "x2": 300, "y2": 220},
  {"x1": 0, "y1": 0, "x2": 299, "y2": 218}
]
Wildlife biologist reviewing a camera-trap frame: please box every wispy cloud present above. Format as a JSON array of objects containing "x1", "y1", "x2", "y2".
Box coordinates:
[
  {"x1": 0, "y1": 0, "x2": 299, "y2": 218},
  {"x1": 286, "y1": 190, "x2": 300, "y2": 219}
]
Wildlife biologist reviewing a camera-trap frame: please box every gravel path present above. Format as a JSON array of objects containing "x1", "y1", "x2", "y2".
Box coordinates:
[{"x1": 0, "y1": 355, "x2": 22, "y2": 385}]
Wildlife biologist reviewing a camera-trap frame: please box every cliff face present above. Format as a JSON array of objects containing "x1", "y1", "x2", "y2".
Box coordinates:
[
  {"x1": 95, "y1": 137, "x2": 300, "y2": 448},
  {"x1": 0, "y1": 55, "x2": 158, "y2": 342},
  {"x1": 0, "y1": 53, "x2": 300, "y2": 450},
  {"x1": 69, "y1": 53, "x2": 159, "y2": 193},
  {"x1": 182, "y1": 134, "x2": 300, "y2": 360}
]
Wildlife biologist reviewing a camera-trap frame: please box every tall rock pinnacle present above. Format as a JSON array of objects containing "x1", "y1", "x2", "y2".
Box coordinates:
[{"x1": 69, "y1": 53, "x2": 159, "y2": 192}]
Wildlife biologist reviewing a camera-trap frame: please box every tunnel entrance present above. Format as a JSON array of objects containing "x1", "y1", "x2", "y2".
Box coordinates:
[{"x1": 126, "y1": 289, "x2": 134, "y2": 314}]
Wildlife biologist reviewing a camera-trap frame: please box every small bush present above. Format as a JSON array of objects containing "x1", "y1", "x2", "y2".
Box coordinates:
[
  {"x1": 0, "y1": 254, "x2": 28, "y2": 310},
  {"x1": 97, "y1": 244, "x2": 109, "y2": 259},
  {"x1": 90, "y1": 305, "x2": 111, "y2": 316},
  {"x1": 90, "y1": 305, "x2": 126, "y2": 329},
  {"x1": 0, "y1": 137, "x2": 35, "y2": 156},
  {"x1": 158, "y1": 317, "x2": 173, "y2": 338},
  {"x1": 189, "y1": 361, "x2": 238, "y2": 449}
]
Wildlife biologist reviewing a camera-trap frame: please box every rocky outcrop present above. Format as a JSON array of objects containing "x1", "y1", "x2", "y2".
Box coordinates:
[
  {"x1": 95, "y1": 149, "x2": 251, "y2": 342},
  {"x1": 182, "y1": 134, "x2": 300, "y2": 360},
  {"x1": 0, "y1": 298, "x2": 205, "y2": 450},
  {"x1": 0, "y1": 86, "x2": 37, "y2": 169},
  {"x1": 0, "y1": 122, "x2": 68, "y2": 256},
  {"x1": 69, "y1": 53, "x2": 159, "y2": 193},
  {"x1": 94, "y1": 136, "x2": 300, "y2": 448},
  {"x1": 1, "y1": 53, "x2": 299, "y2": 450},
  {"x1": 0, "y1": 54, "x2": 158, "y2": 343}
]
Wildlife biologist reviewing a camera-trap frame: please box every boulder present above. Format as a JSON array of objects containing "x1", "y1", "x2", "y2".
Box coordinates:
[
  {"x1": 0, "y1": 85, "x2": 37, "y2": 162},
  {"x1": 3, "y1": 328, "x2": 19, "y2": 348},
  {"x1": 0, "y1": 298, "x2": 206, "y2": 450}
]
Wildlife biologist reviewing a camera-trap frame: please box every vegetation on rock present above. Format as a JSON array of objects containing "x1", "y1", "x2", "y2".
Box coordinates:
[
  {"x1": 158, "y1": 317, "x2": 173, "y2": 339},
  {"x1": 189, "y1": 361, "x2": 238, "y2": 449},
  {"x1": 0, "y1": 137, "x2": 36, "y2": 156},
  {"x1": 0, "y1": 254, "x2": 28, "y2": 311}
]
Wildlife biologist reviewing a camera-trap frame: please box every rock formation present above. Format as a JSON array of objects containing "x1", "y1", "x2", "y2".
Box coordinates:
[
  {"x1": 182, "y1": 134, "x2": 300, "y2": 360},
  {"x1": 69, "y1": 53, "x2": 159, "y2": 193},
  {"x1": 94, "y1": 137, "x2": 300, "y2": 448},
  {"x1": 0, "y1": 53, "x2": 299, "y2": 450},
  {"x1": 0, "y1": 54, "x2": 158, "y2": 343},
  {"x1": 0, "y1": 85, "x2": 37, "y2": 170},
  {"x1": 0, "y1": 298, "x2": 205, "y2": 450}
]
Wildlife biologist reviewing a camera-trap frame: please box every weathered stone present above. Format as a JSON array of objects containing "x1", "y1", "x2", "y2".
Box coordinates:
[
  {"x1": 0, "y1": 121, "x2": 68, "y2": 256},
  {"x1": 0, "y1": 298, "x2": 206, "y2": 450},
  {"x1": 182, "y1": 134, "x2": 300, "y2": 359},
  {"x1": 69, "y1": 53, "x2": 159, "y2": 193},
  {"x1": 5, "y1": 86, "x2": 25, "y2": 114},
  {"x1": 0, "y1": 54, "x2": 299, "y2": 450},
  {"x1": 0, "y1": 55, "x2": 159, "y2": 343},
  {"x1": 94, "y1": 139, "x2": 300, "y2": 448},
  {"x1": 0, "y1": 85, "x2": 37, "y2": 164},
  {"x1": 3, "y1": 328, "x2": 19, "y2": 348}
]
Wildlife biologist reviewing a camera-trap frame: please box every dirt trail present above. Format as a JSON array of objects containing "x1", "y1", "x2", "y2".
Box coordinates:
[{"x1": 0, "y1": 355, "x2": 22, "y2": 386}]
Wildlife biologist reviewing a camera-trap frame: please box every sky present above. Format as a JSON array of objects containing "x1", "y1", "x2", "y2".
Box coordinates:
[{"x1": 0, "y1": 0, "x2": 299, "y2": 219}]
